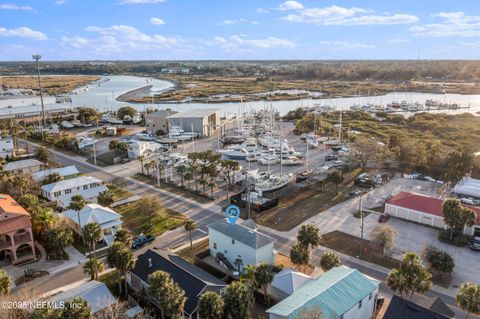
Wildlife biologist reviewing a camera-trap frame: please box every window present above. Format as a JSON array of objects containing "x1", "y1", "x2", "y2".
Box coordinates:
[
  {"x1": 369, "y1": 292, "x2": 372, "y2": 300},
  {"x1": 83, "y1": 185, "x2": 88, "y2": 190},
  {"x1": 231, "y1": 239, "x2": 235, "y2": 244},
  {"x1": 358, "y1": 300, "x2": 362, "y2": 308},
  {"x1": 54, "y1": 191, "x2": 61, "y2": 197},
  {"x1": 213, "y1": 243, "x2": 217, "y2": 249},
  {"x1": 65, "y1": 189, "x2": 71, "y2": 194}
]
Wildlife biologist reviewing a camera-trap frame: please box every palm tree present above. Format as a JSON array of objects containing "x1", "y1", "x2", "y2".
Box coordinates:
[
  {"x1": 297, "y1": 224, "x2": 321, "y2": 250},
  {"x1": 43, "y1": 172, "x2": 63, "y2": 185},
  {"x1": 97, "y1": 189, "x2": 115, "y2": 207},
  {"x1": 83, "y1": 222, "x2": 102, "y2": 280},
  {"x1": 114, "y1": 229, "x2": 133, "y2": 248},
  {"x1": 208, "y1": 180, "x2": 216, "y2": 198},
  {"x1": 198, "y1": 291, "x2": 224, "y2": 319},
  {"x1": 254, "y1": 263, "x2": 275, "y2": 305},
  {"x1": 243, "y1": 264, "x2": 256, "y2": 288},
  {"x1": 290, "y1": 243, "x2": 309, "y2": 272},
  {"x1": 35, "y1": 146, "x2": 53, "y2": 165},
  {"x1": 109, "y1": 140, "x2": 119, "y2": 157},
  {"x1": 148, "y1": 270, "x2": 186, "y2": 319},
  {"x1": 223, "y1": 281, "x2": 254, "y2": 319},
  {"x1": 320, "y1": 252, "x2": 340, "y2": 272},
  {"x1": 456, "y1": 282, "x2": 480, "y2": 319},
  {"x1": 184, "y1": 171, "x2": 193, "y2": 189},
  {"x1": 329, "y1": 169, "x2": 344, "y2": 194},
  {"x1": 177, "y1": 164, "x2": 186, "y2": 187},
  {"x1": 387, "y1": 268, "x2": 407, "y2": 298},
  {"x1": 83, "y1": 259, "x2": 104, "y2": 282},
  {"x1": 68, "y1": 195, "x2": 88, "y2": 241},
  {"x1": 12, "y1": 174, "x2": 31, "y2": 197},
  {"x1": 62, "y1": 297, "x2": 94, "y2": 319},
  {"x1": 106, "y1": 242, "x2": 134, "y2": 297},
  {"x1": 184, "y1": 220, "x2": 197, "y2": 250},
  {"x1": 199, "y1": 178, "x2": 208, "y2": 195},
  {"x1": 138, "y1": 155, "x2": 145, "y2": 174},
  {"x1": 387, "y1": 253, "x2": 432, "y2": 300},
  {"x1": 45, "y1": 228, "x2": 74, "y2": 260},
  {"x1": 0, "y1": 270, "x2": 11, "y2": 295},
  {"x1": 31, "y1": 207, "x2": 57, "y2": 238}
]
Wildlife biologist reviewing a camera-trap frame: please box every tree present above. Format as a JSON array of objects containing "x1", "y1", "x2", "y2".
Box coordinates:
[
  {"x1": 106, "y1": 242, "x2": 134, "y2": 297},
  {"x1": 386, "y1": 268, "x2": 407, "y2": 298},
  {"x1": 297, "y1": 224, "x2": 321, "y2": 251},
  {"x1": 443, "y1": 198, "x2": 477, "y2": 240},
  {"x1": 148, "y1": 270, "x2": 186, "y2": 319},
  {"x1": 176, "y1": 164, "x2": 187, "y2": 187},
  {"x1": 83, "y1": 222, "x2": 102, "y2": 280},
  {"x1": 12, "y1": 174, "x2": 31, "y2": 197},
  {"x1": 117, "y1": 106, "x2": 136, "y2": 121},
  {"x1": 35, "y1": 147, "x2": 52, "y2": 165},
  {"x1": 290, "y1": 243, "x2": 309, "y2": 272},
  {"x1": 329, "y1": 169, "x2": 344, "y2": 194},
  {"x1": 370, "y1": 225, "x2": 398, "y2": 255},
  {"x1": 184, "y1": 220, "x2": 196, "y2": 250},
  {"x1": 17, "y1": 194, "x2": 39, "y2": 211},
  {"x1": 0, "y1": 270, "x2": 11, "y2": 295},
  {"x1": 353, "y1": 135, "x2": 386, "y2": 168},
  {"x1": 198, "y1": 291, "x2": 224, "y2": 319},
  {"x1": 320, "y1": 252, "x2": 340, "y2": 272},
  {"x1": 109, "y1": 140, "x2": 119, "y2": 157},
  {"x1": 29, "y1": 308, "x2": 62, "y2": 319},
  {"x1": 31, "y1": 206, "x2": 57, "y2": 238},
  {"x1": 254, "y1": 263, "x2": 275, "y2": 305},
  {"x1": 456, "y1": 282, "x2": 480, "y2": 319},
  {"x1": 83, "y1": 259, "x2": 104, "y2": 282},
  {"x1": 43, "y1": 172, "x2": 63, "y2": 185},
  {"x1": 223, "y1": 281, "x2": 254, "y2": 319},
  {"x1": 61, "y1": 297, "x2": 94, "y2": 319},
  {"x1": 45, "y1": 228, "x2": 74, "y2": 260},
  {"x1": 243, "y1": 264, "x2": 256, "y2": 288},
  {"x1": 114, "y1": 229, "x2": 133, "y2": 248},
  {"x1": 67, "y1": 195, "x2": 87, "y2": 241},
  {"x1": 138, "y1": 155, "x2": 145, "y2": 175},
  {"x1": 77, "y1": 107, "x2": 100, "y2": 124},
  {"x1": 97, "y1": 189, "x2": 115, "y2": 207},
  {"x1": 387, "y1": 253, "x2": 432, "y2": 300},
  {"x1": 136, "y1": 194, "x2": 163, "y2": 217},
  {"x1": 425, "y1": 246, "x2": 455, "y2": 273}
]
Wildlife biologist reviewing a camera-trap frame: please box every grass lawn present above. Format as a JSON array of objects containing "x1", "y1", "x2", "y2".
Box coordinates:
[
  {"x1": 107, "y1": 186, "x2": 133, "y2": 201},
  {"x1": 176, "y1": 238, "x2": 209, "y2": 263},
  {"x1": 115, "y1": 202, "x2": 187, "y2": 236},
  {"x1": 257, "y1": 168, "x2": 363, "y2": 231}
]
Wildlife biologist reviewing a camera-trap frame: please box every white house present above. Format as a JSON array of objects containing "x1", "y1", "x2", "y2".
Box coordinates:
[
  {"x1": 207, "y1": 218, "x2": 276, "y2": 271},
  {"x1": 267, "y1": 266, "x2": 380, "y2": 319},
  {"x1": 127, "y1": 140, "x2": 162, "y2": 159},
  {"x1": 385, "y1": 191, "x2": 480, "y2": 237},
  {"x1": 41, "y1": 175, "x2": 107, "y2": 209},
  {"x1": 63, "y1": 203, "x2": 123, "y2": 246},
  {"x1": 31, "y1": 165, "x2": 80, "y2": 182},
  {"x1": 3, "y1": 158, "x2": 43, "y2": 174},
  {"x1": 0, "y1": 136, "x2": 14, "y2": 158},
  {"x1": 268, "y1": 268, "x2": 313, "y2": 301}
]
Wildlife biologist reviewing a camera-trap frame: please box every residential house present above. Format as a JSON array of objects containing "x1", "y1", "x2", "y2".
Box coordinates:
[
  {"x1": 0, "y1": 194, "x2": 36, "y2": 265},
  {"x1": 127, "y1": 141, "x2": 162, "y2": 159},
  {"x1": 128, "y1": 249, "x2": 227, "y2": 319},
  {"x1": 48, "y1": 280, "x2": 117, "y2": 314},
  {"x1": 267, "y1": 268, "x2": 313, "y2": 301},
  {"x1": 208, "y1": 218, "x2": 276, "y2": 271},
  {"x1": 266, "y1": 266, "x2": 380, "y2": 319},
  {"x1": 383, "y1": 295, "x2": 453, "y2": 319},
  {"x1": 41, "y1": 175, "x2": 107, "y2": 209},
  {"x1": 62, "y1": 203, "x2": 123, "y2": 246},
  {"x1": 0, "y1": 136, "x2": 14, "y2": 158},
  {"x1": 3, "y1": 158, "x2": 43, "y2": 174},
  {"x1": 385, "y1": 191, "x2": 480, "y2": 236},
  {"x1": 31, "y1": 165, "x2": 80, "y2": 182},
  {"x1": 145, "y1": 109, "x2": 178, "y2": 134}
]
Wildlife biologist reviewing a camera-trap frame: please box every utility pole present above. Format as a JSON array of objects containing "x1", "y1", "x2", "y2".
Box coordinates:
[
  {"x1": 32, "y1": 55, "x2": 46, "y2": 129},
  {"x1": 359, "y1": 195, "x2": 365, "y2": 260}
]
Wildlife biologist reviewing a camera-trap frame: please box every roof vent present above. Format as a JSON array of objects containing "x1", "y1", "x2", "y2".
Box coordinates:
[{"x1": 148, "y1": 258, "x2": 152, "y2": 268}]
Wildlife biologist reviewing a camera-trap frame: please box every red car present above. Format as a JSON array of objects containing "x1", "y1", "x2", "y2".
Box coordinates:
[{"x1": 378, "y1": 214, "x2": 390, "y2": 223}]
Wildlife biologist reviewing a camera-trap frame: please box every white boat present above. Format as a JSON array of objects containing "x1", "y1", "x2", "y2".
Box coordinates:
[
  {"x1": 72, "y1": 120, "x2": 83, "y2": 127},
  {"x1": 131, "y1": 114, "x2": 142, "y2": 124},
  {"x1": 61, "y1": 121, "x2": 74, "y2": 129},
  {"x1": 108, "y1": 118, "x2": 123, "y2": 125},
  {"x1": 258, "y1": 154, "x2": 280, "y2": 165},
  {"x1": 220, "y1": 147, "x2": 249, "y2": 160},
  {"x1": 245, "y1": 150, "x2": 265, "y2": 162},
  {"x1": 306, "y1": 136, "x2": 318, "y2": 148},
  {"x1": 77, "y1": 136, "x2": 96, "y2": 149},
  {"x1": 135, "y1": 131, "x2": 155, "y2": 141},
  {"x1": 253, "y1": 172, "x2": 293, "y2": 193},
  {"x1": 282, "y1": 156, "x2": 303, "y2": 166}
]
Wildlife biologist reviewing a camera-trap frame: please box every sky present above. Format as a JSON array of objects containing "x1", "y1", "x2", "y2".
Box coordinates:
[{"x1": 1, "y1": 0, "x2": 480, "y2": 60}]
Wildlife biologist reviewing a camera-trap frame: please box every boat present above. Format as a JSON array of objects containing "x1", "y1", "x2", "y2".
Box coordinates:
[
  {"x1": 296, "y1": 169, "x2": 314, "y2": 182},
  {"x1": 61, "y1": 121, "x2": 74, "y2": 129},
  {"x1": 220, "y1": 147, "x2": 249, "y2": 160},
  {"x1": 72, "y1": 120, "x2": 83, "y2": 127},
  {"x1": 131, "y1": 114, "x2": 142, "y2": 124},
  {"x1": 245, "y1": 150, "x2": 265, "y2": 162},
  {"x1": 258, "y1": 154, "x2": 280, "y2": 165},
  {"x1": 108, "y1": 118, "x2": 123, "y2": 125},
  {"x1": 135, "y1": 132, "x2": 155, "y2": 141},
  {"x1": 253, "y1": 172, "x2": 293, "y2": 193},
  {"x1": 281, "y1": 156, "x2": 303, "y2": 166}
]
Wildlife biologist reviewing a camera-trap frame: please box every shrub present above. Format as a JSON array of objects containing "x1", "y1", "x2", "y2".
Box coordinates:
[
  {"x1": 425, "y1": 246, "x2": 455, "y2": 273},
  {"x1": 438, "y1": 230, "x2": 469, "y2": 247}
]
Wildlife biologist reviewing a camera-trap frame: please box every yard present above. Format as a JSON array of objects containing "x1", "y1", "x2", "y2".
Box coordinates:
[
  {"x1": 115, "y1": 201, "x2": 187, "y2": 236},
  {"x1": 176, "y1": 237, "x2": 209, "y2": 263},
  {"x1": 257, "y1": 168, "x2": 363, "y2": 231}
]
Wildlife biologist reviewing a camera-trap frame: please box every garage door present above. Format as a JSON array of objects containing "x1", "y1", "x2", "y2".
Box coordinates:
[{"x1": 396, "y1": 208, "x2": 409, "y2": 220}]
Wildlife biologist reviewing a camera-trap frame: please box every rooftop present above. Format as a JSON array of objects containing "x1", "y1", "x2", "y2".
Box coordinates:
[
  {"x1": 208, "y1": 218, "x2": 276, "y2": 249},
  {"x1": 267, "y1": 266, "x2": 379, "y2": 318},
  {"x1": 41, "y1": 175, "x2": 103, "y2": 193},
  {"x1": 146, "y1": 109, "x2": 178, "y2": 118},
  {"x1": 31, "y1": 165, "x2": 79, "y2": 181},
  {"x1": 383, "y1": 295, "x2": 451, "y2": 319},
  {"x1": 386, "y1": 192, "x2": 480, "y2": 224},
  {"x1": 167, "y1": 108, "x2": 220, "y2": 119},
  {"x1": 132, "y1": 249, "x2": 226, "y2": 316},
  {"x1": 0, "y1": 194, "x2": 30, "y2": 216},
  {"x1": 3, "y1": 159, "x2": 43, "y2": 171},
  {"x1": 270, "y1": 268, "x2": 313, "y2": 296},
  {"x1": 63, "y1": 203, "x2": 122, "y2": 228}
]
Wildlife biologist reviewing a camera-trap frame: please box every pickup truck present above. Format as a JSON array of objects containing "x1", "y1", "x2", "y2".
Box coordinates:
[{"x1": 131, "y1": 235, "x2": 155, "y2": 250}]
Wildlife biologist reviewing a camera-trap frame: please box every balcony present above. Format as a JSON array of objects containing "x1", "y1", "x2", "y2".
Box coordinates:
[
  {"x1": 0, "y1": 240, "x2": 12, "y2": 250},
  {"x1": 14, "y1": 233, "x2": 32, "y2": 246}
]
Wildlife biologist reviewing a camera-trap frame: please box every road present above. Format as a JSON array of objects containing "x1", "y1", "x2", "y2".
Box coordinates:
[{"x1": 16, "y1": 139, "x2": 477, "y2": 318}]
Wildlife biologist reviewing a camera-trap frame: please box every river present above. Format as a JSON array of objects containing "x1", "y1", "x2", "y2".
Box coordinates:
[{"x1": 2, "y1": 75, "x2": 480, "y2": 117}]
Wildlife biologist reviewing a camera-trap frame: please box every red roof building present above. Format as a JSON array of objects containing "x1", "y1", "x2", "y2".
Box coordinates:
[{"x1": 385, "y1": 192, "x2": 480, "y2": 236}]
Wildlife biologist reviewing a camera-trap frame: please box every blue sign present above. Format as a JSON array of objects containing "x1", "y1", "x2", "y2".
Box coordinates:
[{"x1": 225, "y1": 205, "x2": 240, "y2": 224}]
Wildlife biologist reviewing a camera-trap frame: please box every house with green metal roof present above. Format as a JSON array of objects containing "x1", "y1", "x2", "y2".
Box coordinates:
[{"x1": 266, "y1": 266, "x2": 380, "y2": 319}]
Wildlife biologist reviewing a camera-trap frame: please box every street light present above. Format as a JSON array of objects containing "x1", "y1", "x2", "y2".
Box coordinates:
[{"x1": 32, "y1": 54, "x2": 46, "y2": 129}]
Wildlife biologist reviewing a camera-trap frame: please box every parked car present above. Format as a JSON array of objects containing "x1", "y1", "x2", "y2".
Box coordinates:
[
  {"x1": 325, "y1": 154, "x2": 337, "y2": 161},
  {"x1": 378, "y1": 213, "x2": 390, "y2": 223},
  {"x1": 349, "y1": 189, "x2": 362, "y2": 198},
  {"x1": 131, "y1": 235, "x2": 155, "y2": 249},
  {"x1": 333, "y1": 160, "x2": 346, "y2": 167},
  {"x1": 470, "y1": 237, "x2": 480, "y2": 251},
  {"x1": 355, "y1": 173, "x2": 376, "y2": 188}
]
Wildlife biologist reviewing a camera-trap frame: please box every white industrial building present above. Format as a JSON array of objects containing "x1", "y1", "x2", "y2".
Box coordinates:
[
  {"x1": 0, "y1": 136, "x2": 14, "y2": 158},
  {"x1": 453, "y1": 177, "x2": 480, "y2": 199},
  {"x1": 208, "y1": 218, "x2": 276, "y2": 271},
  {"x1": 145, "y1": 109, "x2": 178, "y2": 134},
  {"x1": 385, "y1": 191, "x2": 480, "y2": 237},
  {"x1": 167, "y1": 109, "x2": 220, "y2": 138}
]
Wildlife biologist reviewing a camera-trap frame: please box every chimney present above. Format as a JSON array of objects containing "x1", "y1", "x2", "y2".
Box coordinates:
[{"x1": 148, "y1": 258, "x2": 152, "y2": 268}]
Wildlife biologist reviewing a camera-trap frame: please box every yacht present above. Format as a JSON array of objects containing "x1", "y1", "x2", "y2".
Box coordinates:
[
  {"x1": 253, "y1": 172, "x2": 293, "y2": 193},
  {"x1": 281, "y1": 156, "x2": 303, "y2": 166},
  {"x1": 135, "y1": 131, "x2": 155, "y2": 141},
  {"x1": 220, "y1": 147, "x2": 249, "y2": 160},
  {"x1": 61, "y1": 121, "x2": 74, "y2": 129},
  {"x1": 258, "y1": 154, "x2": 280, "y2": 165}
]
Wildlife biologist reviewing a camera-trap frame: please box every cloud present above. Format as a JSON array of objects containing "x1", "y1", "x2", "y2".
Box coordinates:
[
  {"x1": 0, "y1": 3, "x2": 33, "y2": 10},
  {"x1": 55, "y1": 0, "x2": 66, "y2": 5},
  {"x1": 212, "y1": 35, "x2": 295, "y2": 50},
  {"x1": 410, "y1": 11, "x2": 480, "y2": 37},
  {"x1": 118, "y1": 0, "x2": 165, "y2": 4},
  {"x1": 388, "y1": 38, "x2": 410, "y2": 44},
  {"x1": 319, "y1": 41, "x2": 374, "y2": 49},
  {"x1": 219, "y1": 18, "x2": 259, "y2": 26},
  {"x1": 0, "y1": 27, "x2": 47, "y2": 40},
  {"x1": 150, "y1": 17, "x2": 165, "y2": 25},
  {"x1": 459, "y1": 41, "x2": 480, "y2": 48},
  {"x1": 257, "y1": 8, "x2": 269, "y2": 14},
  {"x1": 280, "y1": 3, "x2": 417, "y2": 26},
  {"x1": 277, "y1": 1, "x2": 303, "y2": 11}
]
